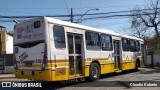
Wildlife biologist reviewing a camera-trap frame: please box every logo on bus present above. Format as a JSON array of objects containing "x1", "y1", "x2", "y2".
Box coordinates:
[{"x1": 19, "y1": 52, "x2": 28, "y2": 61}]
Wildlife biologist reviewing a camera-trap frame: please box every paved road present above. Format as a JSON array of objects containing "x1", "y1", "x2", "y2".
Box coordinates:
[{"x1": 0, "y1": 68, "x2": 160, "y2": 90}]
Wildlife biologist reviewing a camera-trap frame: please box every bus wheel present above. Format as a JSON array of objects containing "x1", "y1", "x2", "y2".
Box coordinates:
[
  {"x1": 89, "y1": 62, "x2": 100, "y2": 81},
  {"x1": 134, "y1": 61, "x2": 139, "y2": 71}
]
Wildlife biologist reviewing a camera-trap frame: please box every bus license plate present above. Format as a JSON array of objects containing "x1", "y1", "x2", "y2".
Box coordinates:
[
  {"x1": 23, "y1": 71, "x2": 32, "y2": 75},
  {"x1": 25, "y1": 62, "x2": 32, "y2": 67}
]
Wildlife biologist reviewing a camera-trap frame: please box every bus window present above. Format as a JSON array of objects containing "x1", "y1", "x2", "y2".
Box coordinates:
[
  {"x1": 68, "y1": 34, "x2": 73, "y2": 54},
  {"x1": 122, "y1": 38, "x2": 130, "y2": 51},
  {"x1": 135, "y1": 41, "x2": 140, "y2": 52},
  {"x1": 129, "y1": 39, "x2": 136, "y2": 52},
  {"x1": 53, "y1": 25, "x2": 66, "y2": 48},
  {"x1": 101, "y1": 34, "x2": 112, "y2": 51},
  {"x1": 15, "y1": 42, "x2": 44, "y2": 48},
  {"x1": 85, "y1": 31, "x2": 101, "y2": 50}
]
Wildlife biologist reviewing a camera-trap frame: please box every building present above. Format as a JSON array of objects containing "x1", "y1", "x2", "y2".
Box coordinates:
[
  {"x1": 0, "y1": 25, "x2": 14, "y2": 73},
  {"x1": 145, "y1": 38, "x2": 160, "y2": 67}
]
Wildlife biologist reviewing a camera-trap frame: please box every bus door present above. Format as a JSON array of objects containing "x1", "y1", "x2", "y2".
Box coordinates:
[
  {"x1": 141, "y1": 44, "x2": 147, "y2": 67},
  {"x1": 114, "y1": 40, "x2": 121, "y2": 70},
  {"x1": 67, "y1": 33, "x2": 83, "y2": 77}
]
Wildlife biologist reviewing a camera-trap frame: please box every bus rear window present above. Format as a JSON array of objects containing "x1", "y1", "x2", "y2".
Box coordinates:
[
  {"x1": 53, "y1": 25, "x2": 66, "y2": 48},
  {"x1": 14, "y1": 41, "x2": 44, "y2": 48}
]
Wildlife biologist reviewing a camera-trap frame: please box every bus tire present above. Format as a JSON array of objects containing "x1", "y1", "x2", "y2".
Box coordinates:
[
  {"x1": 89, "y1": 62, "x2": 100, "y2": 81},
  {"x1": 134, "y1": 61, "x2": 139, "y2": 71}
]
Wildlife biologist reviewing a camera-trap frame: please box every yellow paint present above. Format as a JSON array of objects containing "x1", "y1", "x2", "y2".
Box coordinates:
[
  {"x1": 85, "y1": 62, "x2": 91, "y2": 65},
  {"x1": 100, "y1": 64, "x2": 115, "y2": 74},
  {"x1": 99, "y1": 60, "x2": 114, "y2": 64},
  {"x1": 84, "y1": 66, "x2": 89, "y2": 76},
  {"x1": 15, "y1": 58, "x2": 143, "y2": 81},
  {"x1": 121, "y1": 60, "x2": 136, "y2": 70},
  {"x1": 14, "y1": 69, "x2": 52, "y2": 81},
  {"x1": 0, "y1": 31, "x2": 7, "y2": 54},
  {"x1": 21, "y1": 64, "x2": 42, "y2": 67}
]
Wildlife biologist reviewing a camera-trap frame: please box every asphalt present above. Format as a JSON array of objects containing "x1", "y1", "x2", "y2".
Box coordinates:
[
  {"x1": 0, "y1": 67, "x2": 159, "y2": 79},
  {"x1": 0, "y1": 68, "x2": 160, "y2": 90}
]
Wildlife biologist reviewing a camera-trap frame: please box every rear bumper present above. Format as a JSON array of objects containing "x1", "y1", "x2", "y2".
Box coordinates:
[
  {"x1": 14, "y1": 70, "x2": 52, "y2": 81},
  {"x1": 14, "y1": 69, "x2": 70, "y2": 81}
]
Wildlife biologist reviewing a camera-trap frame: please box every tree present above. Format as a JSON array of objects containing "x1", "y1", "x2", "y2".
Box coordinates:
[
  {"x1": 121, "y1": 22, "x2": 149, "y2": 39},
  {"x1": 122, "y1": 24, "x2": 149, "y2": 39},
  {"x1": 130, "y1": 0, "x2": 160, "y2": 37}
]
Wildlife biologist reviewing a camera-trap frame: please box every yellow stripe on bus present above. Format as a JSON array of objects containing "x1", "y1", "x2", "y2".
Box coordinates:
[{"x1": 21, "y1": 64, "x2": 42, "y2": 67}]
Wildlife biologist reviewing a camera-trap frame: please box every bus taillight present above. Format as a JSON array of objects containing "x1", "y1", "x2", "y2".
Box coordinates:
[
  {"x1": 42, "y1": 55, "x2": 47, "y2": 70},
  {"x1": 13, "y1": 55, "x2": 18, "y2": 69}
]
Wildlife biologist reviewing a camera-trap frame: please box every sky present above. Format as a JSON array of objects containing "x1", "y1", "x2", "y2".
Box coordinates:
[{"x1": 0, "y1": 0, "x2": 153, "y2": 35}]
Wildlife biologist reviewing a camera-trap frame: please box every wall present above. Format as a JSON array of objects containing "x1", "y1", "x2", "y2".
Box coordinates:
[
  {"x1": 0, "y1": 31, "x2": 14, "y2": 73},
  {"x1": 6, "y1": 34, "x2": 13, "y2": 54},
  {"x1": 0, "y1": 31, "x2": 13, "y2": 54},
  {"x1": 147, "y1": 50, "x2": 160, "y2": 67}
]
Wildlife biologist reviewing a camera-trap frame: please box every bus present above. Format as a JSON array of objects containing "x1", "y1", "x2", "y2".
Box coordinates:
[{"x1": 13, "y1": 17, "x2": 145, "y2": 81}]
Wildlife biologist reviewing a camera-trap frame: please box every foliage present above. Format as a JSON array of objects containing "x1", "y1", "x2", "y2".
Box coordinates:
[{"x1": 127, "y1": 0, "x2": 160, "y2": 38}]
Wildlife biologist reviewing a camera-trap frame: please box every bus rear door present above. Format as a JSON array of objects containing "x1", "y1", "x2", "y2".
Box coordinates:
[{"x1": 113, "y1": 40, "x2": 122, "y2": 71}]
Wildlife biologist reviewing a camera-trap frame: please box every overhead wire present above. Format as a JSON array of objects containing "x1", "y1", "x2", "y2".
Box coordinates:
[
  {"x1": 0, "y1": 8, "x2": 157, "y2": 23},
  {"x1": 63, "y1": 0, "x2": 70, "y2": 15}
]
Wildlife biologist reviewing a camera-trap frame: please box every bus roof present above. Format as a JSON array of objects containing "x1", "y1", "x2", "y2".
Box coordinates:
[
  {"x1": 16, "y1": 17, "x2": 143, "y2": 42},
  {"x1": 45, "y1": 17, "x2": 120, "y2": 36},
  {"x1": 45, "y1": 17, "x2": 143, "y2": 42}
]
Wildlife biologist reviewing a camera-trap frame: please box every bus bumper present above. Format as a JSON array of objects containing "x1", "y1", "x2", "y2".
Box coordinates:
[
  {"x1": 14, "y1": 70, "x2": 53, "y2": 81},
  {"x1": 14, "y1": 69, "x2": 70, "y2": 81}
]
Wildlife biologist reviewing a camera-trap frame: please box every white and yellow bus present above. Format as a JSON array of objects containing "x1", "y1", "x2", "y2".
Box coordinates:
[{"x1": 13, "y1": 17, "x2": 145, "y2": 81}]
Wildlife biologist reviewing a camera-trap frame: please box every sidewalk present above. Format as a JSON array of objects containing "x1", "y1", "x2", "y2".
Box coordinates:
[
  {"x1": 153, "y1": 67, "x2": 160, "y2": 70},
  {"x1": 0, "y1": 74, "x2": 15, "y2": 79},
  {"x1": 144, "y1": 67, "x2": 160, "y2": 70}
]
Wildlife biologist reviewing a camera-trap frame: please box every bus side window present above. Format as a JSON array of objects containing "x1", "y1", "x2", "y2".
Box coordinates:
[
  {"x1": 101, "y1": 34, "x2": 113, "y2": 51},
  {"x1": 122, "y1": 38, "x2": 130, "y2": 51},
  {"x1": 53, "y1": 25, "x2": 66, "y2": 48},
  {"x1": 129, "y1": 39, "x2": 136, "y2": 52},
  {"x1": 85, "y1": 31, "x2": 101, "y2": 50}
]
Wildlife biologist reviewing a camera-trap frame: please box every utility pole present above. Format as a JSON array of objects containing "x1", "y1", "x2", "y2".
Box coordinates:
[{"x1": 70, "y1": 8, "x2": 73, "y2": 22}]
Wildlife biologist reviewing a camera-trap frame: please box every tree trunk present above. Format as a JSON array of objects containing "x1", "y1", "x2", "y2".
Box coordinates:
[{"x1": 155, "y1": 25, "x2": 159, "y2": 37}]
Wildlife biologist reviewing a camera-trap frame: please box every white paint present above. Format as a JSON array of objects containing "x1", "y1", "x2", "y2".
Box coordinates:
[
  {"x1": 14, "y1": 43, "x2": 45, "y2": 70},
  {"x1": 6, "y1": 34, "x2": 13, "y2": 54},
  {"x1": 14, "y1": 19, "x2": 45, "y2": 44},
  {"x1": 46, "y1": 17, "x2": 144, "y2": 42},
  {"x1": 13, "y1": 17, "x2": 144, "y2": 71}
]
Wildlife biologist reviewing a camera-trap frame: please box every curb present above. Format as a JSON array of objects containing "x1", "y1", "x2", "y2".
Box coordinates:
[
  {"x1": 0, "y1": 77, "x2": 15, "y2": 79},
  {"x1": 142, "y1": 67, "x2": 160, "y2": 70},
  {"x1": 153, "y1": 67, "x2": 160, "y2": 70},
  {"x1": 0, "y1": 74, "x2": 15, "y2": 79}
]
